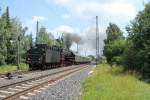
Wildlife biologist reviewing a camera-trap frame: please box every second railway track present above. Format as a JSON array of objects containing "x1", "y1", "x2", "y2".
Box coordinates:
[{"x1": 0, "y1": 64, "x2": 89, "y2": 100}]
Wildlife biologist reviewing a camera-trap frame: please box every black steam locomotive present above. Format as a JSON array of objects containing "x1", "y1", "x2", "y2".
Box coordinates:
[{"x1": 26, "y1": 44, "x2": 90, "y2": 70}]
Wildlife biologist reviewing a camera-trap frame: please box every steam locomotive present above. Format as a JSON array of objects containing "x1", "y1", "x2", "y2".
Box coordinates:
[{"x1": 26, "y1": 44, "x2": 90, "y2": 70}]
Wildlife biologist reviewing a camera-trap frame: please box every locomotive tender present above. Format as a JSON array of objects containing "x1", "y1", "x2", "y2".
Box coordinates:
[{"x1": 26, "y1": 44, "x2": 90, "y2": 70}]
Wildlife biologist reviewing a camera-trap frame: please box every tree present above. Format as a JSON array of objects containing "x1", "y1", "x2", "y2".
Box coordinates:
[
  {"x1": 55, "y1": 38, "x2": 65, "y2": 48},
  {"x1": 103, "y1": 23, "x2": 125, "y2": 66},
  {"x1": 0, "y1": 7, "x2": 29, "y2": 65},
  {"x1": 36, "y1": 26, "x2": 54, "y2": 45},
  {"x1": 25, "y1": 33, "x2": 33, "y2": 49},
  {"x1": 105, "y1": 23, "x2": 124, "y2": 44},
  {"x1": 124, "y1": 3, "x2": 150, "y2": 76},
  {"x1": 6, "y1": 18, "x2": 28, "y2": 64},
  {"x1": 0, "y1": 7, "x2": 10, "y2": 65},
  {"x1": 88, "y1": 55, "x2": 96, "y2": 61},
  {"x1": 21, "y1": 33, "x2": 33, "y2": 62}
]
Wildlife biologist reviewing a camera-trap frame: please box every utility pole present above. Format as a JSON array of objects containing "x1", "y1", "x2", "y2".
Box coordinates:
[
  {"x1": 96, "y1": 16, "x2": 99, "y2": 66},
  {"x1": 36, "y1": 21, "x2": 39, "y2": 44}
]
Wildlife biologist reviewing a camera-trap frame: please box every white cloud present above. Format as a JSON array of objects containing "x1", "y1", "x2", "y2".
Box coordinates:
[
  {"x1": 49, "y1": 25, "x2": 79, "y2": 39},
  {"x1": 31, "y1": 16, "x2": 48, "y2": 23},
  {"x1": 51, "y1": 24, "x2": 106, "y2": 56},
  {"x1": 53, "y1": 0, "x2": 71, "y2": 6},
  {"x1": 25, "y1": 16, "x2": 48, "y2": 33},
  {"x1": 62, "y1": 13, "x2": 71, "y2": 19},
  {"x1": 54, "y1": 25, "x2": 77, "y2": 33},
  {"x1": 45, "y1": 0, "x2": 139, "y2": 55},
  {"x1": 76, "y1": 2, "x2": 135, "y2": 18},
  {"x1": 49, "y1": 0, "x2": 136, "y2": 22},
  {"x1": 23, "y1": 16, "x2": 48, "y2": 39}
]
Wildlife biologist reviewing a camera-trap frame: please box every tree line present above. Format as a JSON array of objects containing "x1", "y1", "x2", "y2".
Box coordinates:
[
  {"x1": 0, "y1": 7, "x2": 64, "y2": 66},
  {"x1": 103, "y1": 3, "x2": 150, "y2": 80},
  {"x1": 0, "y1": 7, "x2": 31, "y2": 65}
]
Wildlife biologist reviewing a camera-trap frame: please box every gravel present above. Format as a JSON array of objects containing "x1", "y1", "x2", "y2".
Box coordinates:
[{"x1": 29, "y1": 65, "x2": 94, "y2": 100}]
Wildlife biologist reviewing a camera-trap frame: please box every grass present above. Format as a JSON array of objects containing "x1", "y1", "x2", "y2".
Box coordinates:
[
  {"x1": 0, "y1": 63, "x2": 29, "y2": 73},
  {"x1": 82, "y1": 64, "x2": 150, "y2": 100}
]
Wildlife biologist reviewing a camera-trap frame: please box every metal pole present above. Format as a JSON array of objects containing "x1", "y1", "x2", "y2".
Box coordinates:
[
  {"x1": 36, "y1": 21, "x2": 39, "y2": 44},
  {"x1": 96, "y1": 16, "x2": 99, "y2": 67},
  {"x1": 85, "y1": 48, "x2": 87, "y2": 57},
  {"x1": 77, "y1": 43, "x2": 78, "y2": 54}
]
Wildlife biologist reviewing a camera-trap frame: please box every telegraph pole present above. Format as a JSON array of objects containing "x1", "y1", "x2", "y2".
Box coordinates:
[{"x1": 96, "y1": 16, "x2": 99, "y2": 66}]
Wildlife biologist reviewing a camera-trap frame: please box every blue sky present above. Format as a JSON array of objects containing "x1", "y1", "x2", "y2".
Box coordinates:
[{"x1": 0, "y1": 0, "x2": 148, "y2": 56}]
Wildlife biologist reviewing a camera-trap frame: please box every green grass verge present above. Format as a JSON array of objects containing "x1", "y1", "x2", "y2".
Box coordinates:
[
  {"x1": 18, "y1": 63, "x2": 29, "y2": 71},
  {"x1": 0, "y1": 63, "x2": 29, "y2": 73},
  {"x1": 82, "y1": 64, "x2": 150, "y2": 100}
]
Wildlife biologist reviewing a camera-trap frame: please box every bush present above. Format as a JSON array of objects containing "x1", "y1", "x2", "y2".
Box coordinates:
[{"x1": 0, "y1": 63, "x2": 29, "y2": 73}]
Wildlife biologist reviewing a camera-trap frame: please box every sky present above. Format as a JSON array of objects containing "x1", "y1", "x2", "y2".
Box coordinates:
[{"x1": 0, "y1": 0, "x2": 148, "y2": 56}]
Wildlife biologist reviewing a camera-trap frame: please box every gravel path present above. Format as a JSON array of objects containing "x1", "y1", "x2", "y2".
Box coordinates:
[{"x1": 29, "y1": 65, "x2": 94, "y2": 100}]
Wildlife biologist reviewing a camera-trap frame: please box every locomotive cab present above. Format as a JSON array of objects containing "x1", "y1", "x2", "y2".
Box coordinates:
[{"x1": 27, "y1": 44, "x2": 62, "y2": 70}]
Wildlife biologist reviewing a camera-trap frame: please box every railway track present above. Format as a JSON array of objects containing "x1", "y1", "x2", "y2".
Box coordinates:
[{"x1": 0, "y1": 64, "x2": 89, "y2": 100}]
